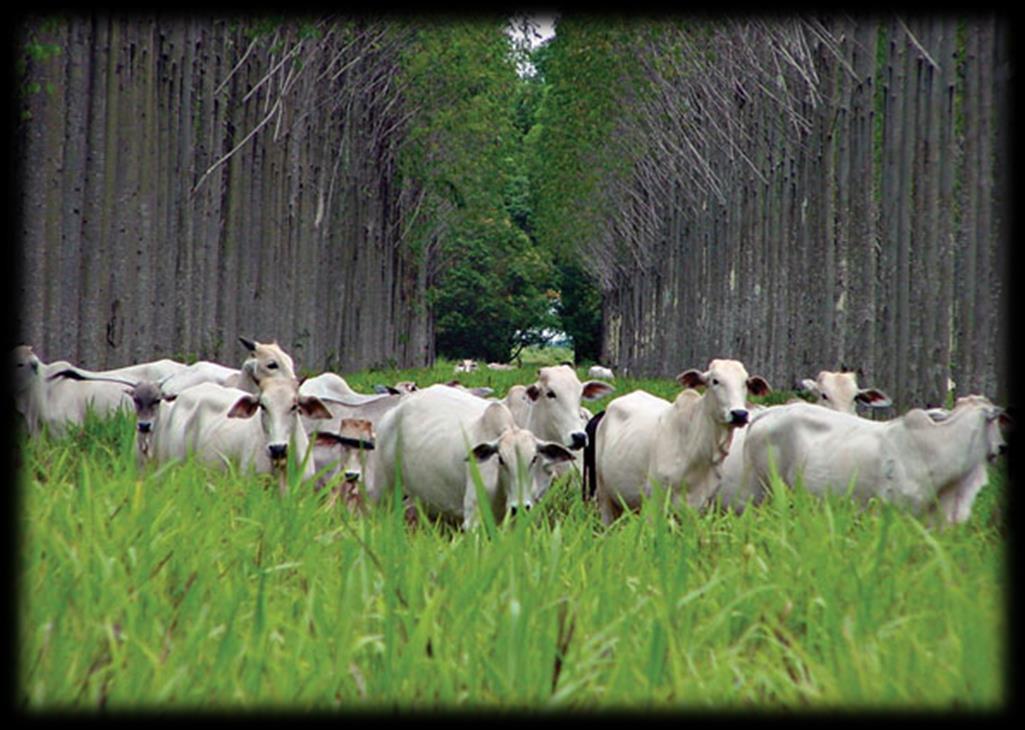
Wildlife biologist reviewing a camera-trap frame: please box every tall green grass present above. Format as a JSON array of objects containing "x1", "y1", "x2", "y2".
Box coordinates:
[{"x1": 18, "y1": 363, "x2": 1007, "y2": 711}]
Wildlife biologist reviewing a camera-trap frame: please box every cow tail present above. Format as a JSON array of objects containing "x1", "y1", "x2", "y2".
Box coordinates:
[{"x1": 583, "y1": 410, "x2": 605, "y2": 503}]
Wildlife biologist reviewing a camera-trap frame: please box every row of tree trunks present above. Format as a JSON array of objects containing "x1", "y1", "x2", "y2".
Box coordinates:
[
  {"x1": 16, "y1": 16, "x2": 433, "y2": 374},
  {"x1": 599, "y1": 16, "x2": 1007, "y2": 412}
]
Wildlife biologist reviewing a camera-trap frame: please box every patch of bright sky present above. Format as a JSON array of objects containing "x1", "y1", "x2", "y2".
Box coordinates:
[{"x1": 506, "y1": 12, "x2": 558, "y2": 77}]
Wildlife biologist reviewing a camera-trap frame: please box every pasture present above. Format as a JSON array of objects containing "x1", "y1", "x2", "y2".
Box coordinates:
[{"x1": 18, "y1": 357, "x2": 1007, "y2": 711}]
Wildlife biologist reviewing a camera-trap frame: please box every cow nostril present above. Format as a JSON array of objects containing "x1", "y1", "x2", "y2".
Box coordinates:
[
  {"x1": 268, "y1": 444, "x2": 287, "y2": 460},
  {"x1": 344, "y1": 470, "x2": 360, "y2": 481},
  {"x1": 729, "y1": 409, "x2": 749, "y2": 425},
  {"x1": 137, "y1": 422, "x2": 152, "y2": 433},
  {"x1": 570, "y1": 431, "x2": 588, "y2": 450}
]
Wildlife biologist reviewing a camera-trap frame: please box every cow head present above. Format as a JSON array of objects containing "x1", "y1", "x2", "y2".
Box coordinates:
[
  {"x1": 239, "y1": 337, "x2": 296, "y2": 387},
  {"x1": 524, "y1": 365, "x2": 615, "y2": 451},
  {"x1": 13, "y1": 345, "x2": 41, "y2": 395},
  {"x1": 314, "y1": 417, "x2": 376, "y2": 486},
  {"x1": 228, "y1": 378, "x2": 331, "y2": 470},
  {"x1": 799, "y1": 370, "x2": 891, "y2": 414},
  {"x1": 468, "y1": 425, "x2": 576, "y2": 518},
  {"x1": 676, "y1": 358, "x2": 771, "y2": 427}
]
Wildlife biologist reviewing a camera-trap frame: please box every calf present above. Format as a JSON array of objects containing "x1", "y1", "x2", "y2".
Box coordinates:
[
  {"x1": 588, "y1": 365, "x2": 615, "y2": 381},
  {"x1": 313, "y1": 418, "x2": 376, "y2": 510},
  {"x1": 591, "y1": 358, "x2": 770, "y2": 524}
]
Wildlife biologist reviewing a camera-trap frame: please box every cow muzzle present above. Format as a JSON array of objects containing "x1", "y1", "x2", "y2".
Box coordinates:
[
  {"x1": 137, "y1": 421, "x2": 153, "y2": 434},
  {"x1": 728, "y1": 409, "x2": 749, "y2": 426},
  {"x1": 569, "y1": 431, "x2": 588, "y2": 450},
  {"x1": 509, "y1": 503, "x2": 532, "y2": 518},
  {"x1": 268, "y1": 443, "x2": 288, "y2": 466}
]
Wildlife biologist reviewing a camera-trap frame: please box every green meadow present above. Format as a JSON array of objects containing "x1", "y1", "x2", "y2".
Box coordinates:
[{"x1": 18, "y1": 355, "x2": 1007, "y2": 711}]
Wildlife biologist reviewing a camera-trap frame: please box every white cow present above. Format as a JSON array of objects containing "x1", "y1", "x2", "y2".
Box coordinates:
[
  {"x1": 12, "y1": 345, "x2": 133, "y2": 438},
  {"x1": 486, "y1": 362, "x2": 515, "y2": 371},
  {"x1": 715, "y1": 370, "x2": 893, "y2": 511},
  {"x1": 43, "y1": 367, "x2": 176, "y2": 467},
  {"x1": 591, "y1": 358, "x2": 771, "y2": 524},
  {"x1": 797, "y1": 370, "x2": 891, "y2": 413},
  {"x1": 454, "y1": 359, "x2": 479, "y2": 373},
  {"x1": 367, "y1": 384, "x2": 575, "y2": 529},
  {"x1": 588, "y1": 365, "x2": 615, "y2": 381},
  {"x1": 735, "y1": 395, "x2": 1009, "y2": 524},
  {"x1": 507, "y1": 365, "x2": 615, "y2": 452},
  {"x1": 158, "y1": 378, "x2": 332, "y2": 494}
]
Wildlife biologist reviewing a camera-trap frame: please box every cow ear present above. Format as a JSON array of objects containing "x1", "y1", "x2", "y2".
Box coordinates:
[
  {"x1": 855, "y1": 388, "x2": 892, "y2": 408},
  {"x1": 998, "y1": 410, "x2": 1013, "y2": 429},
  {"x1": 581, "y1": 380, "x2": 615, "y2": 400},
  {"x1": 239, "y1": 336, "x2": 257, "y2": 352},
  {"x1": 526, "y1": 384, "x2": 541, "y2": 401},
  {"x1": 746, "y1": 376, "x2": 771, "y2": 397},
  {"x1": 924, "y1": 408, "x2": 950, "y2": 422},
  {"x1": 299, "y1": 395, "x2": 333, "y2": 420},
  {"x1": 227, "y1": 395, "x2": 260, "y2": 419},
  {"x1": 537, "y1": 442, "x2": 575, "y2": 465},
  {"x1": 798, "y1": 378, "x2": 818, "y2": 394},
  {"x1": 676, "y1": 369, "x2": 706, "y2": 388},
  {"x1": 468, "y1": 441, "x2": 499, "y2": 463}
]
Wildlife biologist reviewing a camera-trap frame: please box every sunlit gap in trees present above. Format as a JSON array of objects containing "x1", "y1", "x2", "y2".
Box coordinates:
[{"x1": 506, "y1": 12, "x2": 558, "y2": 78}]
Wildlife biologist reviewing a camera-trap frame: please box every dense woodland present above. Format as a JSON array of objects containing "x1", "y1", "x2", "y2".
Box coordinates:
[{"x1": 15, "y1": 14, "x2": 1009, "y2": 411}]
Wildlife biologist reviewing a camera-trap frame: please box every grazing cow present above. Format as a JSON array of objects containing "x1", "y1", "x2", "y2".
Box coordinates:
[
  {"x1": 797, "y1": 370, "x2": 891, "y2": 413},
  {"x1": 12, "y1": 346, "x2": 133, "y2": 438},
  {"x1": 588, "y1": 365, "x2": 615, "y2": 381},
  {"x1": 367, "y1": 384, "x2": 575, "y2": 528},
  {"x1": 158, "y1": 379, "x2": 332, "y2": 494},
  {"x1": 735, "y1": 396, "x2": 1009, "y2": 524},
  {"x1": 454, "y1": 359, "x2": 479, "y2": 373},
  {"x1": 486, "y1": 362, "x2": 515, "y2": 371},
  {"x1": 590, "y1": 358, "x2": 771, "y2": 524}
]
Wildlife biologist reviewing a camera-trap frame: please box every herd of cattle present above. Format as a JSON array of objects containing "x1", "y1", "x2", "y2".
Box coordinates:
[{"x1": 13, "y1": 339, "x2": 1009, "y2": 529}]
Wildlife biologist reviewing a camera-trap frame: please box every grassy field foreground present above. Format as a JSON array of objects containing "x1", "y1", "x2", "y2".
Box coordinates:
[{"x1": 17, "y1": 357, "x2": 1008, "y2": 711}]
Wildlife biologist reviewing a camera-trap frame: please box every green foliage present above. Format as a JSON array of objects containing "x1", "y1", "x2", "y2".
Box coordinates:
[
  {"x1": 19, "y1": 365, "x2": 1007, "y2": 710},
  {"x1": 398, "y1": 20, "x2": 560, "y2": 363},
  {"x1": 555, "y1": 261, "x2": 602, "y2": 364}
]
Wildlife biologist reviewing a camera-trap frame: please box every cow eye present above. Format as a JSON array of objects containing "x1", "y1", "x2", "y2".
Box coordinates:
[
  {"x1": 267, "y1": 362, "x2": 278, "y2": 370},
  {"x1": 821, "y1": 393, "x2": 829, "y2": 400},
  {"x1": 546, "y1": 391, "x2": 557, "y2": 399},
  {"x1": 711, "y1": 378, "x2": 719, "y2": 386}
]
